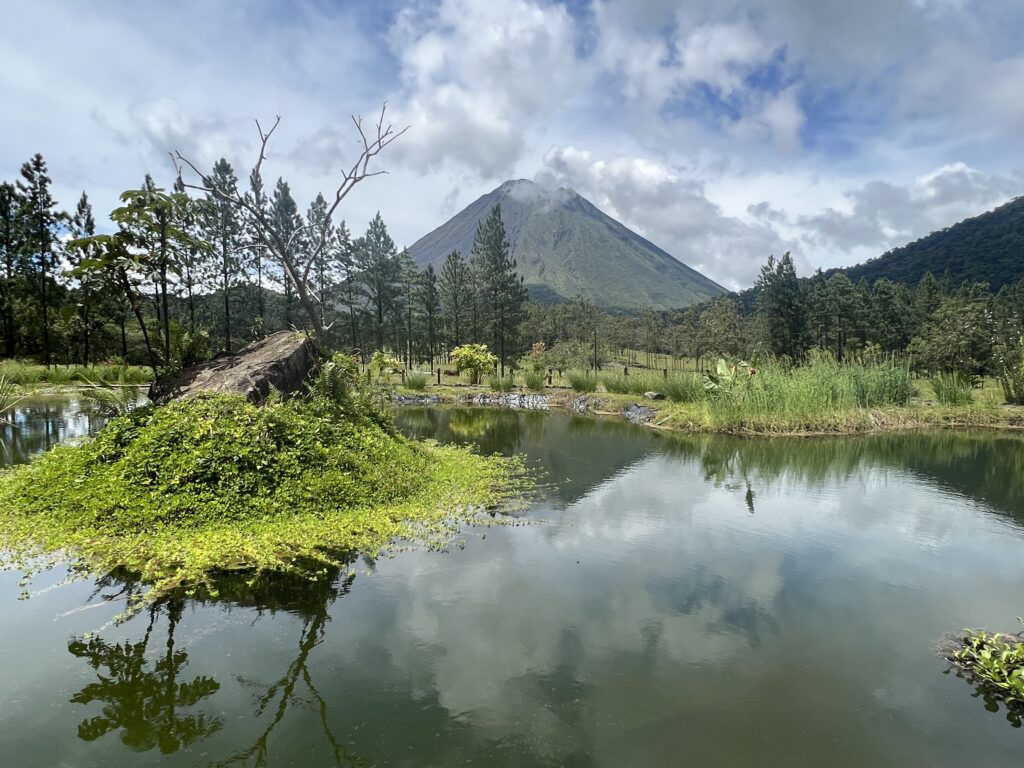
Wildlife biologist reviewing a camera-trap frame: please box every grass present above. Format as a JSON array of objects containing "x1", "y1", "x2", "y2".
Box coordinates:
[
  {"x1": 0, "y1": 376, "x2": 528, "y2": 604},
  {"x1": 929, "y1": 372, "x2": 974, "y2": 405},
  {"x1": 601, "y1": 370, "x2": 704, "y2": 402},
  {"x1": 0, "y1": 360, "x2": 152, "y2": 386},
  {"x1": 524, "y1": 370, "x2": 547, "y2": 392},
  {"x1": 404, "y1": 371, "x2": 429, "y2": 391},
  {"x1": 488, "y1": 374, "x2": 516, "y2": 392},
  {"x1": 566, "y1": 370, "x2": 597, "y2": 393}
]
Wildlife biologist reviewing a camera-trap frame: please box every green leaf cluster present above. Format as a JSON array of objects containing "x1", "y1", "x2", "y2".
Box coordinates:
[
  {"x1": 0, "y1": 392, "x2": 526, "y2": 601},
  {"x1": 951, "y1": 626, "x2": 1024, "y2": 725}
]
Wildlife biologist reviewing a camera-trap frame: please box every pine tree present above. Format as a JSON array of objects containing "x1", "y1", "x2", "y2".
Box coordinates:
[
  {"x1": 0, "y1": 182, "x2": 21, "y2": 357},
  {"x1": 353, "y1": 213, "x2": 401, "y2": 352},
  {"x1": 173, "y1": 177, "x2": 202, "y2": 335},
  {"x1": 67, "y1": 192, "x2": 100, "y2": 365},
  {"x1": 270, "y1": 179, "x2": 302, "y2": 330},
  {"x1": 471, "y1": 205, "x2": 527, "y2": 374},
  {"x1": 439, "y1": 250, "x2": 471, "y2": 348},
  {"x1": 417, "y1": 264, "x2": 441, "y2": 369},
  {"x1": 305, "y1": 193, "x2": 339, "y2": 333},
  {"x1": 17, "y1": 154, "x2": 63, "y2": 366},
  {"x1": 754, "y1": 252, "x2": 806, "y2": 359},
  {"x1": 205, "y1": 159, "x2": 242, "y2": 350}
]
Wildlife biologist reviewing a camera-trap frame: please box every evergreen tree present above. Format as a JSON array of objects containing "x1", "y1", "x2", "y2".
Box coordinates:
[
  {"x1": 417, "y1": 264, "x2": 441, "y2": 369},
  {"x1": 67, "y1": 192, "x2": 101, "y2": 365},
  {"x1": 173, "y1": 177, "x2": 202, "y2": 335},
  {"x1": 0, "y1": 182, "x2": 21, "y2": 357},
  {"x1": 205, "y1": 160, "x2": 242, "y2": 350},
  {"x1": 754, "y1": 252, "x2": 806, "y2": 359},
  {"x1": 353, "y1": 213, "x2": 400, "y2": 352},
  {"x1": 17, "y1": 154, "x2": 63, "y2": 366},
  {"x1": 471, "y1": 205, "x2": 527, "y2": 374},
  {"x1": 439, "y1": 250, "x2": 471, "y2": 348},
  {"x1": 270, "y1": 179, "x2": 302, "y2": 329}
]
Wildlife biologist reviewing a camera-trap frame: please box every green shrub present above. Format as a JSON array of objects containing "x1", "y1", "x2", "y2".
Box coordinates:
[
  {"x1": 930, "y1": 372, "x2": 974, "y2": 405},
  {"x1": 488, "y1": 374, "x2": 516, "y2": 392},
  {"x1": 0, "y1": 390, "x2": 525, "y2": 602},
  {"x1": 0, "y1": 360, "x2": 151, "y2": 386},
  {"x1": 523, "y1": 370, "x2": 547, "y2": 392},
  {"x1": 450, "y1": 344, "x2": 497, "y2": 385},
  {"x1": 405, "y1": 372, "x2": 429, "y2": 391},
  {"x1": 566, "y1": 370, "x2": 597, "y2": 393}
]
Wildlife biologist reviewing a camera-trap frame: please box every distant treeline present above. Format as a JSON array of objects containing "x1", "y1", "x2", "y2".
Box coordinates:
[{"x1": 2, "y1": 154, "x2": 1022, "y2": 388}]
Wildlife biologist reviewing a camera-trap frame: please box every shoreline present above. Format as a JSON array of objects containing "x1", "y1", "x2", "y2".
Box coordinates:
[{"x1": 391, "y1": 386, "x2": 1024, "y2": 436}]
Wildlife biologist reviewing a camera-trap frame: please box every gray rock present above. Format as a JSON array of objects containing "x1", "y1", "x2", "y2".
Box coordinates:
[
  {"x1": 571, "y1": 396, "x2": 591, "y2": 413},
  {"x1": 391, "y1": 394, "x2": 442, "y2": 406},
  {"x1": 467, "y1": 393, "x2": 549, "y2": 409},
  {"x1": 149, "y1": 331, "x2": 316, "y2": 405},
  {"x1": 621, "y1": 403, "x2": 657, "y2": 423}
]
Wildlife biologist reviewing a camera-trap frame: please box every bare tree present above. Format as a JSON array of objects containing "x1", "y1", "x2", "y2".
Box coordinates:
[{"x1": 173, "y1": 104, "x2": 407, "y2": 345}]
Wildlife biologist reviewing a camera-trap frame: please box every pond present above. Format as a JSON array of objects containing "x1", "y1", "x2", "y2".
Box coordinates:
[{"x1": 1, "y1": 401, "x2": 1023, "y2": 766}]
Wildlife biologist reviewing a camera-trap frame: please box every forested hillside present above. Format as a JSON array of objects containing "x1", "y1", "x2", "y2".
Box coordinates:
[{"x1": 836, "y1": 195, "x2": 1024, "y2": 289}]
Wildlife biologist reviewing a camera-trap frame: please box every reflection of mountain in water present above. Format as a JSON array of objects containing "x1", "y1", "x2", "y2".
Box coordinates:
[{"x1": 395, "y1": 407, "x2": 658, "y2": 506}]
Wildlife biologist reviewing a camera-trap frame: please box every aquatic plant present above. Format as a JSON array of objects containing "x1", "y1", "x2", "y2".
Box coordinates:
[
  {"x1": 0, "y1": 381, "x2": 527, "y2": 604},
  {"x1": 948, "y1": 623, "x2": 1024, "y2": 726}
]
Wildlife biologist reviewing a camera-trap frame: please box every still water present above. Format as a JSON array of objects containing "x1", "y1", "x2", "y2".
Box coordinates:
[{"x1": 1, "y1": 402, "x2": 1023, "y2": 766}]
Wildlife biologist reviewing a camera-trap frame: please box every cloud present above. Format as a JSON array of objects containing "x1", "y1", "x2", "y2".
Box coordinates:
[{"x1": 387, "y1": 0, "x2": 586, "y2": 178}]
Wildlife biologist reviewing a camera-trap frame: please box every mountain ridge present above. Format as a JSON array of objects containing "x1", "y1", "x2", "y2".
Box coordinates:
[
  {"x1": 831, "y1": 194, "x2": 1024, "y2": 289},
  {"x1": 407, "y1": 179, "x2": 726, "y2": 310}
]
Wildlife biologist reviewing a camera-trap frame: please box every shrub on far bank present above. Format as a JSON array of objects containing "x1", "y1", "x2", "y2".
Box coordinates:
[
  {"x1": 488, "y1": 374, "x2": 516, "y2": 392},
  {"x1": 929, "y1": 372, "x2": 974, "y2": 405},
  {"x1": 524, "y1": 370, "x2": 547, "y2": 392},
  {"x1": 405, "y1": 372, "x2": 429, "y2": 391},
  {"x1": 567, "y1": 370, "x2": 597, "y2": 393}
]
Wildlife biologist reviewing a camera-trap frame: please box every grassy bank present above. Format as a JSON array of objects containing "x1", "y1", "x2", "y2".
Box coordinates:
[
  {"x1": 0, "y1": 375, "x2": 527, "y2": 602},
  {"x1": 391, "y1": 357, "x2": 1024, "y2": 435},
  {"x1": 0, "y1": 360, "x2": 152, "y2": 386}
]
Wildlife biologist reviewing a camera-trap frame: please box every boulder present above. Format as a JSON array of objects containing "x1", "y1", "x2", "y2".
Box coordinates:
[{"x1": 149, "y1": 331, "x2": 317, "y2": 405}]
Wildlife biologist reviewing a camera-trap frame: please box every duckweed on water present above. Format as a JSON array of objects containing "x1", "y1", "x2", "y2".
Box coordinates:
[{"x1": 0, "y1": 392, "x2": 528, "y2": 601}]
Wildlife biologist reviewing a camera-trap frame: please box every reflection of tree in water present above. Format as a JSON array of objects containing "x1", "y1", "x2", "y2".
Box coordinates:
[
  {"x1": 68, "y1": 563, "x2": 365, "y2": 766},
  {"x1": 68, "y1": 596, "x2": 222, "y2": 753},
  {"x1": 215, "y1": 567, "x2": 364, "y2": 767}
]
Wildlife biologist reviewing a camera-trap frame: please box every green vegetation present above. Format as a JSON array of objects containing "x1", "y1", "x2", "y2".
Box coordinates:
[
  {"x1": 929, "y1": 373, "x2": 974, "y2": 405},
  {"x1": 523, "y1": 369, "x2": 547, "y2": 391},
  {"x1": 404, "y1": 371, "x2": 429, "y2": 391},
  {"x1": 0, "y1": 360, "x2": 151, "y2": 386},
  {"x1": 488, "y1": 373, "x2": 515, "y2": 392},
  {"x1": 0, "y1": 359, "x2": 526, "y2": 602},
  {"x1": 450, "y1": 344, "x2": 497, "y2": 385},
  {"x1": 839, "y1": 195, "x2": 1024, "y2": 290},
  {"x1": 949, "y1": 624, "x2": 1024, "y2": 725},
  {"x1": 566, "y1": 370, "x2": 597, "y2": 393}
]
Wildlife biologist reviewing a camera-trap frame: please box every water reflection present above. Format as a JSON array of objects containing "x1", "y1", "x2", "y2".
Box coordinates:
[
  {"x1": 69, "y1": 598, "x2": 222, "y2": 753},
  {"x1": 1, "y1": 391, "x2": 144, "y2": 466},
  {"x1": 67, "y1": 566, "x2": 365, "y2": 766},
  {"x1": 4, "y1": 405, "x2": 1024, "y2": 766}
]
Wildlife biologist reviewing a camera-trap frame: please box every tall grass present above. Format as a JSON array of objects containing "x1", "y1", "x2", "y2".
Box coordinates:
[
  {"x1": 600, "y1": 370, "x2": 705, "y2": 402},
  {"x1": 488, "y1": 374, "x2": 516, "y2": 392},
  {"x1": 0, "y1": 374, "x2": 22, "y2": 416},
  {"x1": 523, "y1": 370, "x2": 547, "y2": 392},
  {"x1": 929, "y1": 372, "x2": 974, "y2": 405},
  {"x1": 704, "y1": 356, "x2": 913, "y2": 429},
  {"x1": 566, "y1": 370, "x2": 597, "y2": 393},
  {"x1": 0, "y1": 360, "x2": 151, "y2": 386},
  {"x1": 404, "y1": 371, "x2": 429, "y2": 391}
]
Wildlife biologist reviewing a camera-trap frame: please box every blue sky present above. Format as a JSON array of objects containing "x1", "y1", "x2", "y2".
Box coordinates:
[{"x1": 3, "y1": 0, "x2": 1023, "y2": 289}]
